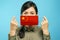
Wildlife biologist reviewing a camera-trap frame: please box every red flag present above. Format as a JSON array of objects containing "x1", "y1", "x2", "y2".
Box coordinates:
[{"x1": 20, "y1": 16, "x2": 38, "y2": 25}]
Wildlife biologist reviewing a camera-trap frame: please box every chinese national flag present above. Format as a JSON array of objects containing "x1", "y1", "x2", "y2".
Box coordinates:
[{"x1": 20, "y1": 16, "x2": 38, "y2": 25}]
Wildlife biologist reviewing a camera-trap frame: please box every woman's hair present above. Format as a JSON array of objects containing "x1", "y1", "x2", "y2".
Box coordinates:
[
  {"x1": 18, "y1": 26, "x2": 25, "y2": 38},
  {"x1": 21, "y1": 1, "x2": 38, "y2": 14}
]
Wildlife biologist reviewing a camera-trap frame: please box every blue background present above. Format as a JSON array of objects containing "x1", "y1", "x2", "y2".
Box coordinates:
[{"x1": 0, "y1": 0, "x2": 60, "y2": 40}]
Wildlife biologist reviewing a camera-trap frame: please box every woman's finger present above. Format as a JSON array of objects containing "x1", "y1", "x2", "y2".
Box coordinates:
[
  {"x1": 11, "y1": 16, "x2": 16, "y2": 21},
  {"x1": 43, "y1": 16, "x2": 48, "y2": 21}
]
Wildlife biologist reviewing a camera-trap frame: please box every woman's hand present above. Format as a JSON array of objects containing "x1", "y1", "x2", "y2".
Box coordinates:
[
  {"x1": 41, "y1": 16, "x2": 49, "y2": 35},
  {"x1": 10, "y1": 16, "x2": 18, "y2": 36}
]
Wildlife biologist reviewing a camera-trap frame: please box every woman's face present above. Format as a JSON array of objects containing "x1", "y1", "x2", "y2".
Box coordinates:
[
  {"x1": 22, "y1": 7, "x2": 37, "y2": 16},
  {"x1": 21, "y1": 7, "x2": 37, "y2": 28}
]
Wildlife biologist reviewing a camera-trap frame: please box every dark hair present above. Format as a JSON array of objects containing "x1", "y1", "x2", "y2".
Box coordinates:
[
  {"x1": 21, "y1": 1, "x2": 38, "y2": 14},
  {"x1": 18, "y1": 26, "x2": 25, "y2": 39}
]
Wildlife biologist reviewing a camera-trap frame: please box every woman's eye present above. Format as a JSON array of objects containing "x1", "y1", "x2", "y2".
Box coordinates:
[
  {"x1": 24, "y1": 12, "x2": 28, "y2": 14},
  {"x1": 31, "y1": 12, "x2": 34, "y2": 14}
]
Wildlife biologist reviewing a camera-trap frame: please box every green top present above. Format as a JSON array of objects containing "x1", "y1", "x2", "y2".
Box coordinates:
[{"x1": 8, "y1": 26, "x2": 50, "y2": 40}]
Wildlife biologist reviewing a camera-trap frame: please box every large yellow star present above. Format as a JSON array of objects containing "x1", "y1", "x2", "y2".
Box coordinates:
[{"x1": 22, "y1": 17, "x2": 25, "y2": 20}]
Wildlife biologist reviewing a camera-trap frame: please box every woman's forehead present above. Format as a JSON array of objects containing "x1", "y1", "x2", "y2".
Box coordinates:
[{"x1": 23, "y1": 7, "x2": 36, "y2": 12}]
